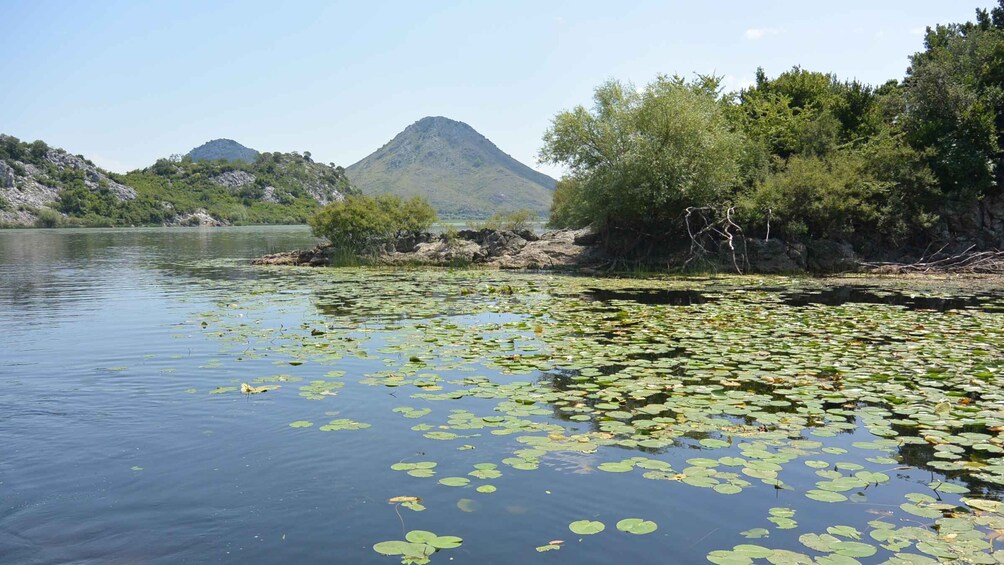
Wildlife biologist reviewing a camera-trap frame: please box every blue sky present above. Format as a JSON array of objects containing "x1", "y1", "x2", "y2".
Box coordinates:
[{"x1": 0, "y1": 0, "x2": 995, "y2": 177}]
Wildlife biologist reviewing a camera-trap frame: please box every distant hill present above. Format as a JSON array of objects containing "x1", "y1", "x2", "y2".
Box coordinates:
[
  {"x1": 0, "y1": 133, "x2": 355, "y2": 227},
  {"x1": 346, "y1": 116, "x2": 556, "y2": 218},
  {"x1": 187, "y1": 139, "x2": 259, "y2": 163}
]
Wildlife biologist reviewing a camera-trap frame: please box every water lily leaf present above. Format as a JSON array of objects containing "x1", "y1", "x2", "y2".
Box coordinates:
[
  {"x1": 826, "y1": 525, "x2": 861, "y2": 540},
  {"x1": 438, "y1": 477, "x2": 470, "y2": 487},
  {"x1": 405, "y1": 530, "x2": 436, "y2": 544},
  {"x1": 616, "y1": 518, "x2": 657, "y2": 534},
  {"x1": 713, "y1": 484, "x2": 743, "y2": 495},
  {"x1": 569, "y1": 520, "x2": 605, "y2": 535},
  {"x1": 960, "y1": 497, "x2": 1002, "y2": 513},
  {"x1": 706, "y1": 549, "x2": 753, "y2": 564},
  {"x1": 741, "y1": 528, "x2": 770, "y2": 539},
  {"x1": 733, "y1": 544, "x2": 773, "y2": 558},
  {"x1": 597, "y1": 462, "x2": 634, "y2": 473},
  {"x1": 372, "y1": 540, "x2": 426, "y2": 557},
  {"x1": 536, "y1": 544, "x2": 561, "y2": 552},
  {"x1": 806, "y1": 490, "x2": 847, "y2": 503},
  {"x1": 832, "y1": 541, "x2": 876, "y2": 558},
  {"x1": 288, "y1": 420, "x2": 313, "y2": 428},
  {"x1": 900, "y1": 503, "x2": 942, "y2": 519}
]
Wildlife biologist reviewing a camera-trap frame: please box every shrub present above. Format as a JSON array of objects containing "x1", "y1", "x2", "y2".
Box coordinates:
[
  {"x1": 34, "y1": 207, "x2": 63, "y2": 228},
  {"x1": 308, "y1": 194, "x2": 437, "y2": 253},
  {"x1": 468, "y1": 209, "x2": 537, "y2": 232}
]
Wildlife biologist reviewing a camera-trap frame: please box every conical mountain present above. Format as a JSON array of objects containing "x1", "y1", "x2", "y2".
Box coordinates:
[
  {"x1": 345, "y1": 116, "x2": 555, "y2": 218},
  {"x1": 187, "y1": 139, "x2": 259, "y2": 163}
]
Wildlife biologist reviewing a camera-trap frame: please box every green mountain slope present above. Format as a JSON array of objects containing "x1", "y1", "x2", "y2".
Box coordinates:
[
  {"x1": 120, "y1": 150, "x2": 357, "y2": 225},
  {"x1": 0, "y1": 134, "x2": 356, "y2": 227},
  {"x1": 187, "y1": 139, "x2": 259, "y2": 163},
  {"x1": 345, "y1": 116, "x2": 556, "y2": 218}
]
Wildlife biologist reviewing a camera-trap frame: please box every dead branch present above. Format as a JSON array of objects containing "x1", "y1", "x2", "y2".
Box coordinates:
[
  {"x1": 860, "y1": 246, "x2": 1004, "y2": 274},
  {"x1": 684, "y1": 206, "x2": 747, "y2": 274}
]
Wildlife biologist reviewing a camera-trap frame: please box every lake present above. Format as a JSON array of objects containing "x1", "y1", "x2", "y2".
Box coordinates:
[{"x1": 1, "y1": 226, "x2": 1003, "y2": 564}]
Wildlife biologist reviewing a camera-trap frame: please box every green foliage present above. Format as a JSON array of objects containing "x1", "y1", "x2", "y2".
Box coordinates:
[
  {"x1": 545, "y1": 16, "x2": 995, "y2": 252},
  {"x1": 390, "y1": 195, "x2": 439, "y2": 236},
  {"x1": 542, "y1": 75, "x2": 749, "y2": 232},
  {"x1": 903, "y1": 4, "x2": 1004, "y2": 195},
  {"x1": 33, "y1": 207, "x2": 63, "y2": 228},
  {"x1": 0, "y1": 135, "x2": 50, "y2": 167},
  {"x1": 546, "y1": 178, "x2": 587, "y2": 229},
  {"x1": 0, "y1": 140, "x2": 357, "y2": 227},
  {"x1": 115, "y1": 151, "x2": 357, "y2": 226},
  {"x1": 467, "y1": 209, "x2": 536, "y2": 232},
  {"x1": 309, "y1": 194, "x2": 437, "y2": 252},
  {"x1": 739, "y1": 134, "x2": 939, "y2": 246}
]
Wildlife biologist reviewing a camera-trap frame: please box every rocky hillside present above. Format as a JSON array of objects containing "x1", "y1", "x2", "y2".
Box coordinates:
[
  {"x1": 0, "y1": 134, "x2": 356, "y2": 227},
  {"x1": 187, "y1": 139, "x2": 259, "y2": 163},
  {"x1": 346, "y1": 116, "x2": 556, "y2": 218},
  {"x1": 0, "y1": 135, "x2": 136, "y2": 226},
  {"x1": 119, "y1": 150, "x2": 357, "y2": 225}
]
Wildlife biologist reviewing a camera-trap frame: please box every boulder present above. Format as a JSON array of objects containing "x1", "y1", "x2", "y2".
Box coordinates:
[
  {"x1": 744, "y1": 238, "x2": 806, "y2": 273},
  {"x1": 806, "y1": 239, "x2": 859, "y2": 273}
]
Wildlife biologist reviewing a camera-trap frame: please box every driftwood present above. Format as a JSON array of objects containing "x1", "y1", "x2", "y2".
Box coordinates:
[
  {"x1": 684, "y1": 206, "x2": 749, "y2": 274},
  {"x1": 861, "y1": 244, "x2": 1004, "y2": 274}
]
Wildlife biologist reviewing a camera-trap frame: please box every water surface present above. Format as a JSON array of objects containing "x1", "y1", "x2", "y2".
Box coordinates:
[{"x1": 1, "y1": 227, "x2": 1003, "y2": 564}]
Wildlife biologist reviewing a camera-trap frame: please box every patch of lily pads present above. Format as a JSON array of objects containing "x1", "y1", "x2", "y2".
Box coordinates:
[{"x1": 196, "y1": 270, "x2": 1004, "y2": 563}]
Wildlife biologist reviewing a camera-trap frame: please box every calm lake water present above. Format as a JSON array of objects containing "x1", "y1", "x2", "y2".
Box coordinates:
[{"x1": 1, "y1": 226, "x2": 1004, "y2": 564}]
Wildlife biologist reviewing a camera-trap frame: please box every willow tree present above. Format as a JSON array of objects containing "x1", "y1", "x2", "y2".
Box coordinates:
[{"x1": 541, "y1": 75, "x2": 750, "y2": 235}]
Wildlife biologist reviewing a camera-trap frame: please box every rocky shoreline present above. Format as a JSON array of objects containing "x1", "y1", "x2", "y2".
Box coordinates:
[
  {"x1": 251, "y1": 227, "x2": 870, "y2": 273},
  {"x1": 252, "y1": 227, "x2": 603, "y2": 269},
  {"x1": 252, "y1": 225, "x2": 1003, "y2": 275}
]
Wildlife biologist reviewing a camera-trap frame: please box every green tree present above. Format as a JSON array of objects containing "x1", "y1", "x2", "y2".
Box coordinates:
[
  {"x1": 541, "y1": 75, "x2": 749, "y2": 233},
  {"x1": 903, "y1": 3, "x2": 1004, "y2": 195}
]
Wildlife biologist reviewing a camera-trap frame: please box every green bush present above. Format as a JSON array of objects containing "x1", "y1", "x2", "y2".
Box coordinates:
[
  {"x1": 308, "y1": 194, "x2": 437, "y2": 253},
  {"x1": 468, "y1": 209, "x2": 536, "y2": 232},
  {"x1": 34, "y1": 207, "x2": 63, "y2": 228},
  {"x1": 739, "y1": 135, "x2": 938, "y2": 246}
]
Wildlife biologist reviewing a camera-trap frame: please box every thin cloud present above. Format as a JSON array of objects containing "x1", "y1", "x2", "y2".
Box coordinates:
[
  {"x1": 910, "y1": 26, "x2": 928, "y2": 35},
  {"x1": 745, "y1": 27, "x2": 779, "y2": 40}
]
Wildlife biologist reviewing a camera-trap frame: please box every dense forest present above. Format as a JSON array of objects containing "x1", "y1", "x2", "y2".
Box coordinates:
[{"x1": 544, "y1": 3, "x2": 1004, "y2": 260}]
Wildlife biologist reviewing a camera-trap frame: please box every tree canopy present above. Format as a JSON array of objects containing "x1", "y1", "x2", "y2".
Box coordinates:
[
  {"x1": 543, "y1": 2, "x2": 1004, "y2": 252},
  {"x1": 541, "y1": 75, "x2": 749, "y2": 233}
]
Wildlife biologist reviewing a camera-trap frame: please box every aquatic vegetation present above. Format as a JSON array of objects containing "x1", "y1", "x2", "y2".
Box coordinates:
[
  {"x1": 616, "y1": 518, "x2": 657, "y2": 535},
  {"x1": 190, "y1": 268, "x2": 1004, "y2": 562},
  {"x1": 373, "y1": 529, "x2": 463, "y2": 564},
  {"x1": 569, "y1": 520, "x2": 605, "y2": 535}
]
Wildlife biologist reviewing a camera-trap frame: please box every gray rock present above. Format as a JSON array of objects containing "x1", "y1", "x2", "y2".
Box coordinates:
[
  {"x1": 168, "y1": 208, "x2": 229, "y2": 227},
  {"x1": 210, "y1": 170, "x2": 256, "y2": 189},
  {"x1": 262, "y1": 186, "x2": 279, "y2": 203},
  {"x1": 484, "y1": 230, "x2": 527, "y2": 257},
  {"x1": 744, "y1": 238, "x2": 806, "y2": 273},
  {"x1": 806, "y1": 239, "x2": 859, "y2": 273},
  {"x1": 42, "y1": 149, "x2": 135, "y2": 200},
  {"x1": 0, "y1": 161, "x2": 14, "y2": 189}
]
